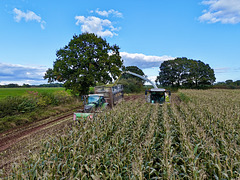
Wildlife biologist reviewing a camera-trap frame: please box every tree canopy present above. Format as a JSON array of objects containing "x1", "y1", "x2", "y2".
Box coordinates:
[
  {"x1": 121, "y1": 66, "x2": 146, "y2": 85},
  {"x1": 44, "y1": 33, "x2": 123, "y2": 95},
  {"x1": 156, "y1": 57, "x2": 216, "y2": 87},
  {"x1": 118, "y1": 66, "x2": 146, "y2": 93}
]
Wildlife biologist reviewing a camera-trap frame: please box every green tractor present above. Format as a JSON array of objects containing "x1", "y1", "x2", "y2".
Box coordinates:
[
  {"x1": 73, "y1": 85, "x2": 124, "y2": 121},
  {"x1": 83, "y1": 94, "x2": 109, "y2": 113},
  {"x1": 73, "y1": 94, "x2": 109, "y2": 120}
]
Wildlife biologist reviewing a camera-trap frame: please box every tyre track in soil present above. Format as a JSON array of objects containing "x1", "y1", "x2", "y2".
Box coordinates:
[
  {"x1": 0, "y1": 95, "x2": 142, "y2": 172},
  {"x1": 0, "y1": 108, "x2": 82, "y2": 172},
  {"x1": 0, "y1": 112, "x2": 75, "y2": 152}
]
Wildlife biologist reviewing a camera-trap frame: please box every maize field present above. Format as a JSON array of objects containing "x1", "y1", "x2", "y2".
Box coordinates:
[{"x1": 5, "y1": 89, "x2": 240, "y2": 179}]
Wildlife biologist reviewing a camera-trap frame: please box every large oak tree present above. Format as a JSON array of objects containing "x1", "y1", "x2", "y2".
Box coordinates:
[{"x1": 44, "y1": 33, "x2": 123, "y2": 95}]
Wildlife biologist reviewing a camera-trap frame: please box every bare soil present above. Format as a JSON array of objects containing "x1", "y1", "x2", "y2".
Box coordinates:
[
  {"x1": 0, "y1": 111, "x2": 77, "y2": 173},
  {"x1": 124, "y1": 94, "x2": 144, "y2": 101}
]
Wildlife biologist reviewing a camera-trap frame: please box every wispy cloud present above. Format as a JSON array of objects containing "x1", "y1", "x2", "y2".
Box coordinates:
[
  {"x1": 214, "y1": 67, "x2": 231, "y2": 73},
  {"x1": 13, "y1": 8, "x2": 46, "y2": 29},
  {"x1": 92, "y1": 9, "x2": 123, "y2": 18},
  {"x1": 0, "y1": 62, "x2": 47, "y2": 85},
  {"x1": 214, "y1": 67, "x2": 240, "y2": 74},
  {"x1": 75, "y1": 16, "x2": 119, "y2": 37},
  {"x1": 120, "y1": 52, "x2": 175, "y2": 69},
  {"x1": 214, "y1": 67, "x2": 240, "y2": 82},
  {"x1": 199, "y1": 0, "x2": 240, "y2": 24}
]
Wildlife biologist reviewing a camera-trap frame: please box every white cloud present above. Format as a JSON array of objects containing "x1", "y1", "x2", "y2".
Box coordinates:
[
  {"x1": 0, "y1": 62, "x2": 47, "y2": 85},
  {"x1": 147, "y1": 76, "x2": 158, "y2": 84},
  {"x1": 199, "y1": 0, "x2": 240, "y2": 24},
  {"x1": 40, "y1": 21, "x2": 46, "y2": 30},
  {"x1": 94, "y1": 9, "x2": 123, "y2": 18},
  {"x1": 13, "y1": 8, "x2": 46, "y2": 29},
  {"x1": 120, "y1": 52, "x2": 175, "y2": 69},
  {"x1": 75, "y1": 16, "x2": 119, "y2": 37}
]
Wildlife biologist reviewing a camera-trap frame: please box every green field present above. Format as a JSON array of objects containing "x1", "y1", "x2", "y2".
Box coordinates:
[
  {"x1": 0, "y1": 87, "x2": 65, "y2": 99},
  {"x1": 0, "y1": 87, "x2": 78, "y2": 132}
]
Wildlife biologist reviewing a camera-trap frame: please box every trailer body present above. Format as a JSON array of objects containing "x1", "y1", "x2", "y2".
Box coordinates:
[
  {"x1": 73, "y1": 85, "x2": 123, "y2": 121},
  {"x1": 94, "y1": 84, "x2": 124, "y2": 108}
]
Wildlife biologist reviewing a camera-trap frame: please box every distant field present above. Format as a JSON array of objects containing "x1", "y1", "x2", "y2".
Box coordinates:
[{"x1": 0, "y1": 87, "x2": 65, "y2": 99}]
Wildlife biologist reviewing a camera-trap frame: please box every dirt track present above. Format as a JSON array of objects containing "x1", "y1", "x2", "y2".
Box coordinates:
[
  {"x1": 0, "y1": 112, "x2": 74, "y2": 152},
  {"x1": 0, "y1": 111, "x2": 76, "y2": 171},
  {"x1": 0, "y1": 95, "x2": 143, "y2": 172}
]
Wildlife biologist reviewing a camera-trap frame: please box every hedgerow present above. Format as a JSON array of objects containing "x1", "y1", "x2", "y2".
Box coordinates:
[{"x1": 0, "y1": 90, "x2": 76, "y2": 132}]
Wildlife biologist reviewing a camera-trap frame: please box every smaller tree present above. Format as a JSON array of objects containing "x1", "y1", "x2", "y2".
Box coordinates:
[
  {"x1": 7, "y1": 83, "x2": 19, "y2": 88},
  {"x1": 121, "y1": 66, "x2": 146, "y2": 85},
  {"x1": 235, "y1": 80, "x2": 240, "y2": 86},
  {"x1": 118, "y1": 66, "x2": 146, "y2": 93},
  {"x1": 22, "y1": 83, "x2": 31, "y2": 87},
  {"x1": 157, "y1": 57, "x2": 216, "y2": 88},
  {"x1": 225, "y1": 80, "x2": 233, "y2": 85},
  {"x1": 118, "y1": 78, "x2": 143, "y2": 93}
]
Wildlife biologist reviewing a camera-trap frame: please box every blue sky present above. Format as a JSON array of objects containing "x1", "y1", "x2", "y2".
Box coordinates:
[{"x1": 0, "y1": 0, "x2": 240, "y2": 85}]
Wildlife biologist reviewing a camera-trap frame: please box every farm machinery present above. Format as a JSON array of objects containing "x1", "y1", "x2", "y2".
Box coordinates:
[
  {"x1": 115, "y1": 71, "x2": 171, "y2": 104},
  {"x1": 73, "y1": 71, "x2": 171, "y2": 120},
  {"x1": 73, "y1": 85, "x2": 124, "y2": 120}
]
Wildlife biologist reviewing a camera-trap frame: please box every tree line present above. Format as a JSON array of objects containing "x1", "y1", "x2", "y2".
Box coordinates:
[
  {"x1": 44, "y1": 33, "x2": 217, "y2": 95},
  {"x1": 214, "y1": 80, "x2": 240, "y2": 89},
  {"x1": 0, "y1": 83, "x2": 63, "y2": 88},
  {"x1": 1, "y1": 33, "x2": 218, "y2": 93}
]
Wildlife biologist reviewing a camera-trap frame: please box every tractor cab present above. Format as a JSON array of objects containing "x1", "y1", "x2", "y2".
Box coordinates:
[
  {"x1": 88, "y1": 94, "x2": 105, "y2": 105},
  {"x1": 145, "y1": 88, "x2": 171, "y2": 104},
  {"x1": 84, "y1": 94, "x2": 107, "y2": 113}
]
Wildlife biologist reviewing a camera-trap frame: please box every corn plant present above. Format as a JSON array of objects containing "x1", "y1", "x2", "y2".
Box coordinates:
[{"x1": 3, "y1": 89, "x2": 240, "y2": 179}]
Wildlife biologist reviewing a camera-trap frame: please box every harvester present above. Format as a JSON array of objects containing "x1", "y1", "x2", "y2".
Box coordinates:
[{"x1": 115, "y1": 71, "x2": 171, "y2": 104}]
